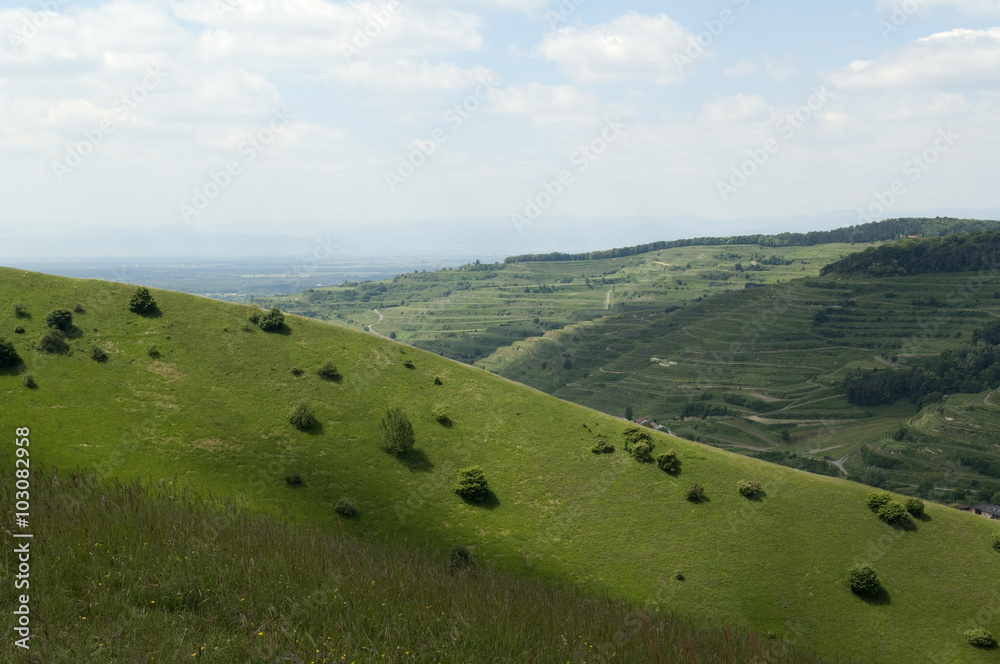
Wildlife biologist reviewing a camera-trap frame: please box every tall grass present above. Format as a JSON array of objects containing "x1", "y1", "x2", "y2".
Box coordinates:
[{"x1": 1, "y1": 469, "x2": 849, "y2": 663}]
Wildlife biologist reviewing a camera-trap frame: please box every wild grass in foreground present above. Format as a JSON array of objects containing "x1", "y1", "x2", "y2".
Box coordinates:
[{"x1": 0, "y1": 469, "x2": 849, "y2": 664}]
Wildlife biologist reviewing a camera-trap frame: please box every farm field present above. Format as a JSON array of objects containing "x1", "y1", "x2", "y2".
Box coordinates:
[{"x1": 2, "y1": 266, "x2": 1000, "y2": 662}]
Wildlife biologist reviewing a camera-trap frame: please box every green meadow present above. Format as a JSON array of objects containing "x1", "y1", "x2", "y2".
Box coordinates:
[{"x1": 3, "y1": 266, "x2": 1000, "y2": 662}]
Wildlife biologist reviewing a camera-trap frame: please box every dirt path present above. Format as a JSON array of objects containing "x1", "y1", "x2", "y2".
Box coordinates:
[
  {"x1": 808, "y1": 444, "x2": 843, "y2": 455},
  {"x1": 653, "y1": 262, "x2": 673, "y2": 267},
  {"x1": 605, "y1": 288, "x2": 612, "y2": 310},
  {"x1": 373, "y1": 309, "x2": 384, "y2": 322}
]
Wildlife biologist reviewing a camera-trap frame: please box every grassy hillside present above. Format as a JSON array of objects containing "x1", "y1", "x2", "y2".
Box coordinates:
[
  {"x1": 2, "y1": 469, "x2": 845, "y2": 663},
  {"x1": 3, "y1": 267, "x2": 1000, "y2": 663}
]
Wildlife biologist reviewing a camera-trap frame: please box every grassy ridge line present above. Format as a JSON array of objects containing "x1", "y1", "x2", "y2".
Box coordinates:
[
  {"x1": 2, "y1": 267, "x2": 1000, "y2": 663},
  {"x1": 0, "y1": 469, "x2": 847, "y2": 663}
]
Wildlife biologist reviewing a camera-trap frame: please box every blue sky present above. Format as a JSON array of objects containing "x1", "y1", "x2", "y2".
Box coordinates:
[{"x1": 1, "y1": 0, "x2": 998, "y2": 239}]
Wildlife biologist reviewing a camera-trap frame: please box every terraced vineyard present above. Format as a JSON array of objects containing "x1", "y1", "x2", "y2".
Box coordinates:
[
  {"x1": 259, "y1": 243, "x2": 861, "y2": 363},
  {"x1": 482, "y1": 270, "x2": 1000, "y2": 502}
]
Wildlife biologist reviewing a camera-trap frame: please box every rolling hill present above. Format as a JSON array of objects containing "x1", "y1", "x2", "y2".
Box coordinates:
[{"x1": 3, "y1": 266, "x2": 1000, "y2": 663}]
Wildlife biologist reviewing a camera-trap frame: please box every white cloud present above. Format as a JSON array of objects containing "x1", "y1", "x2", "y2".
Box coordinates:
[
  {"x1": 538, "y1": 12, "x2": 699, "y2": 85},
  {"x1": 828, "y1": 27, "x2": 1000, "y2": 88},
  {"x1": 878, "y1": 0, "x2": 1000, "y2": 15},
  {"x1": 724, "y1": 55, "x2": 796, "y2": 81}
]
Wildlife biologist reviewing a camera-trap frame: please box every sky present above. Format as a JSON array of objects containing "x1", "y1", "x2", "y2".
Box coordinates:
[{"x1": 1, "y1": 0, "x2": 999, "y2": 243}]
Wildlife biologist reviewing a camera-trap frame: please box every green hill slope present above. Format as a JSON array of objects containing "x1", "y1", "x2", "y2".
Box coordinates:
[{"x1": 2, "y1": 267, "x2": 1000, "y2": 663}]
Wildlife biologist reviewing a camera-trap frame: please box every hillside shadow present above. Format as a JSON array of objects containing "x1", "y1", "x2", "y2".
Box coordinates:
[
  {"x1": 300, "y1": 421, "x2": 324, "y2": 436},
  {"x1": 915, "y1": 512, "x2": 932, "y2": 523},
  {"x1": 398, "y1": 449, "x2": 434, "y2": 473},
  {"x1": 746, "y1": 489, "x2": 767, "y2": 502},
  {"x1": 892, "y1": 518, "x2": 917, "y2": 532},
  {"x1": 859, "y1": 586, "x2": 891, "y2": 606},
  {"x1": 436, "y1": 417, "x2": 453, "y2": 428},
  {"x1": 463, "y1": 490, "x2": 501, "y2": 510},
  {"x1": 64, "y1": 325, "x2": 83, "y2": 339},
  {"x1": 137, "y1": 308, "x2": 162, "y2": 319},
  {"x1": 0, "y1": 365, "x2": 22, "y2": 377}
]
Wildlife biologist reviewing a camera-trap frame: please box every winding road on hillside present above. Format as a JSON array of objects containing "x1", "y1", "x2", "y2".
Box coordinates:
[
  {"x1": 368, "y1": 309, "x2": 385, "y2": 336},
  {"x1": 605, "y1": 288, "x2": 612, "y2": 310}
]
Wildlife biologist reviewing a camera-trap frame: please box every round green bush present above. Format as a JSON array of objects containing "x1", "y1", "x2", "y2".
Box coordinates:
[
  {"x1": 45, "y1": 309, "x2": 73, "y2": 331},
  {"x1": 846, "y1": 564, "x2": 881, "y2": 597},
  {"x1": 685, "y1": 483, "x2": 705, "y2": 503},
  {"x1": 22, "y1": 374, "x2": 36, "y2": 389},
  {"x1": 455, "y1": 466, "x2": 489, "y2": 503},
  {"x1": 904, "y1": 497, "x2": 924, "y2": 517},
  {"x1": 991, "y1": 534, "x2": 1000, "y2": 554},
  {"x1": 632, "y1": 441, "x2": 654, "y2": 463},
  {"x1": 877, "y1": 500, "x2": 910, "y2": 525},
  {"x1": 591, "y1": 438, "x2": 615, "y2": 454},
  {"x1": 256, "y1": 307, "x2": 284, "y2": 332},
  {"x1": 128, "y1": 287, "x2": 158, "y2": 315},
  {"x1": 335, "y1": 498, "x2": 359, "y2": 518},
  {"x1": 317, "y1": 361, "x2": 340, "y2": 380},
  {"x1": 657, "y1": 451, "x2": 679, "y2": 473},
  {"x1": 35, "y1": 329, "x2": 68, "y2": 354},
  {"x1": 0, "y1": 337, "x2": 21, "y2": 369},
  {"x1": 448, "y1": 545, "x2": 474, "y2": 572},
  {"x1": 431, "y1": 404, "x2": 449, "y2": 423},
  {"x1": 737, "y1": 479, "x2": 762, "y2": 499},
  {"x1": 379, "y1": 408, "x2": 414, "y2": 456},
  {"x1": 866, "y1": 491, "x2": 893, "y2": 512},
  {"x1": 14, "y1": 326, "x2": 25, "y2": 334},
  {"x1": 90, "y1": 346, "x2": 109, "y2": 363},
  {"x1": 964, "y1": 628, "x2": 997, "y2": 648},
  {"x1": 288, "y1": 402, "x2": 318, "y2": 431},
  {"x1": 13, "y1": 303, "x2": 28, "y2": 318}
]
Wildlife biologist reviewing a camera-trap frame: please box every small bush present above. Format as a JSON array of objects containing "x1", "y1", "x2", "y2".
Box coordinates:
[
  {"x1": 431, "y1": 404, "x2": 449, "y2": 423},
  {"x1": 74, "y1": 303, "x2": 85, "y2": 313},
  {"x1": 991, "y1": 534, "x2": 1000, "y2": 554},
  {"x1": 632, "y1": 441, "x2": 654, "y2": 463},
  {"x1": 14, "y1": 326, "x2": 25, "y2": 334},
  {"x1": 623, "y1": 426, "x2": 654, "y2": 453},
  {"x1": 0, "y1": 337, "x2": 21, "y2": 368},
  {"x1": 877, "y1": 500, "x2": 910, "y2": 525},
  {"x1": 288, "y1": 403, "x2": 318, "y2": 431},
  {"x1": 448, "y1": 545, "x2": 474, "y2": 572},
  {"x1": 656, "y1": 451, "x2": 679, "y2": 473},
  {"x1": 35, "y1": 329, "x2": 68, "y2": 354},
  {"x1": 591, "y1": 438, "x2": 615, "y2": 454},
  {"x1": 379, "y1": 408, "x2": 415, "y2": 456},
  {"x1": 90, "y1": 346, "x2": 108, "y2": 363},
  {"x1": 433, "y1": 376, "x2": 443, "y2": 386},
  {"x1": 965, "y1": 628, "x2": 997, "y2": 648},
  {"x1": 13, "y1": 303, "x2": 28, "y2": 318},
  {"x1": 317, "y1": 361, "x2": 340, "y2": 380},
  {"x1": 22, "y1": 374, "x2": 36, "y2": 389},
  {"x1": 290, "y1": 367, "x2": 304, "y2": 377},
  {"x1": 147, "y1": 346, "x2": 160, "y2": 359},
  {"x1": 403, "y1": 359, "x2": 415, "y2": 369},
  {"x1": 685, "y1": 483, "x2": 705, "y2": 503},
  {"x1": 846, "y1": 564, "x2": 881, "y2": 596},
  {"x1": 45, "y1": 309, "x2": 73, "y2": 331},
  {"x1": 674, "y1": 570, "x2": 685, "y2": 581},
  {"x1": 866, "y1": 491, "x2": 893, "y2": 512},
  {"x1": 284, "y1": 475, "x2": 303, "y2": 487},
  {"x1": 257, "y1": 307, "x2": 285, "y2": 332},
  {"x1": 335, "y1": 498, "x2": 359, "y2": 518},
  {"x1": 904, "y1": 497, "x2": 924, "y2": 517},
  {"x1": 455, "y1": 466, "x2": 489, "y2": 503},
  {"x1": 128, "y1": 287, "x2": 157, "y2": 315},
  {"x1": 737, "y1": 479, "x2": 762, "y2": 499}
]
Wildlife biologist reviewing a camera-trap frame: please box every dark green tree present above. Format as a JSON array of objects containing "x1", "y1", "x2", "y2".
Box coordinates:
[
  {"x1": 846, "y1": 564, "x2": 881, "y2": 597},
  {"x1": 288, "y1": 402, "x2": 318, "y2": 431},
  {"x1": 257, "y1": 307, "x2": 285, "y2": 332},
  {"x1": 128, "y1": 287, "x2": 158, "y2": 315},
  {"x1": 379, "y1": 408, "x2": 414, "y2": 456},
  {"x1": 0, "y1": 337, "x2": 21, "y2": 368},
  {"x1": 625, "y1": 406, "x2": 633, "y2": 420},
  {"x1": 455, "y1": 466, "x2": 489, "y2": 502},
  {"x1": 45, "y1": 309, "x2": 73, "y2": 331}
]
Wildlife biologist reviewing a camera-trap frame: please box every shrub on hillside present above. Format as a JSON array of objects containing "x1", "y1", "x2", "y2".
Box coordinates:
[
  {"x1": 433, "y1": 376, "x2": 443, "y2": 385},
  {"x1": 431, "y1": 404, "x2": 449, "y2": 423},
  {"x1": 128, "y1": 287, "x2": 158, "y2": 315},
  {"x1": 656, "y1": 451, "x2": 679, "y2": 473},
  {"x1": 737, "y1": 479, "x2": 762, "y2": 499},
  {"x1": 90, "y1": 346, "x2": 108, "y2": 363},
  {"x1": 14, "y1": 326, "x2": 25, "y2": 334},
  {"x1": 991, "y1": 534, "x2": 1000, "y2": 554},
  {"x1": 335, "y1": 498, "x2": 359, "y2": 518},
  {"x1": 623, "y1": 427, "x2": 654, "y2": 453},
  {"x1": 45, "y1": 309, "x2": 73, "y2": 331},
  {"x1": 35, "y1": 329, "x2": 68, "y2": 354},
  {"x1": 592, "y1": 437, "x2": 615, "y2": 454},
  {"x1": 877, "y1": 500, "x2": 910, "y2": 525},
  {"x1": 964, "y1": 628, "x2": 997, "y2": 648},
  {"x1": 455, "y1": 466, "x2": 489, "y2": 503},
  {"x1": 22, "y1": 374, "x2": 36, "y2": 389},
  {"x1": 685, "y1": 483, "x2": 705, "y2": 503},
  {"x1": 866, "y1": 491, "x2": 893, "y2": 512},
  {"x1": 904, "y1": 497, "x2": 924, "y2": 517},
  {"x1": 74, "y1": 303, "x2": 85, "y2": 313},
  {"x1": 288, "y1": 402, "x2": 318, "y2": 431},
  {"x1": 250, "y1": 306, "x2": 284, "y2": 332},
  {"x1": 147, "y1": 346, "x2": 160, "y2": 359},
  {"x1": 284, "y1": 475, "x2": 304, "y2": 487},
  {"x1": 379, "y1": 408, "x2": 414, "y2": 456},
  {"x1": 846, "y1": 564, "x2": 881, "y2": 597},
  {"x1": 290, "y1": 367, "x2": 304, "y2": 377},
  {"x1": 448, "y1": 545, "x2": 474, "y2": 572},
  {"x1": 632, "y1": 441, "x2": 654, "y2": 464},
  {"x1": 0, "y1": 337, "x2": 21, "y2": 368},
  {"x1": 317, "y1": 361, "x2": 340, "y2": 381},
  {"x1": 403, "y1": 359, "x2": 415, "y2": 369},
  {"x1": 13, "y1": 303, "x2": 28, "y2": 318}
]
